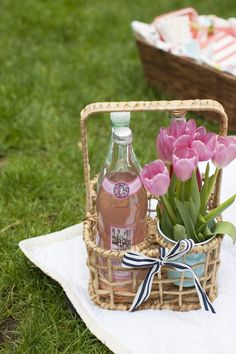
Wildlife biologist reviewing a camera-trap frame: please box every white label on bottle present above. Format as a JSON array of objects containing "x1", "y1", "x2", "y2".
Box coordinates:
[
  {"x1": 110, "y1": 226, "x2": 134, "y2": 281},
  {"x1": 111, "y1": 226, "x2": 133, "y2": 250}
]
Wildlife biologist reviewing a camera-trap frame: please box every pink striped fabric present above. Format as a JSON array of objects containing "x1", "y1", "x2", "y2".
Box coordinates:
[{"x1": 202, "y1": 31, "x2": 236, "y2": 67}]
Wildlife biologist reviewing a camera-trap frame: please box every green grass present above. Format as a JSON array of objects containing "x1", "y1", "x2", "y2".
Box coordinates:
[{"x1": 0, "y1": 0, "x2": 234, "y2": 352}]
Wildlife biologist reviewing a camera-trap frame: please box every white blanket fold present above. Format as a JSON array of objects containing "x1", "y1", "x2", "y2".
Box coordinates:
[{"x1": 19, "y1": 161, "x2": 236, "y2": 354}]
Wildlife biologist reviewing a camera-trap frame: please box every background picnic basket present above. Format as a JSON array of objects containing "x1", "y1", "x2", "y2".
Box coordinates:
[
  {"x1": 135, "y1": 39, "x2": 236, "y2": 131},
  {"x1": 80, "y1": 99, "x2": 228, "y2": 311}
]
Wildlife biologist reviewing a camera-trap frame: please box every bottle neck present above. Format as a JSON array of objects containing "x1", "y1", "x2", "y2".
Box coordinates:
[
  {"x1": 111, "y1": 121, "x2": 130, "y2": 130},
  {"x1": 108, "y1": 142, "x2": 133, "y2": 172},
  {"x1": 169, "y1": 111, "x2": 186, "y2": 123},
  {"x1": 105, "y1": 122, "x2": 130, "y2": 164},
  {"x1": 169, "y1": 116, "x2": 186, "y2": 123},
  {"x1": 169, "y1": 117, "x2": 186, "y2": 123}
]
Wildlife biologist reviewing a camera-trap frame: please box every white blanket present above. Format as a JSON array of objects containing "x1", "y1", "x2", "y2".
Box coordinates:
[{"x1": 19, "y1": 161, "x2": 236, "y2": 354}]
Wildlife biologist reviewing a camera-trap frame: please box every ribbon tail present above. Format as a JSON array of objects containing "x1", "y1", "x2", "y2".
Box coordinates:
[
  {"x1": 194, "y1": 276, "x2": 216, "y2": 314},
  {"x1": 129, "y1": 263, "x2": 160, "y2": 312}
]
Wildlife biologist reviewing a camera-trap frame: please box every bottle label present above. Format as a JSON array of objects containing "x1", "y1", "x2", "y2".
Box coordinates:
[
  {"x1": 97, "y1": 226, "x2": 134, "y2": 281},
  {"x1": 102, "y1": 176, "x2": 142, "y2": 199},
  {"x1": 110, "y1": 225, "x2": 134, "y2": 281},
  {"x1": 111, "y1": 226, "x2": 133, "y2": 250}
]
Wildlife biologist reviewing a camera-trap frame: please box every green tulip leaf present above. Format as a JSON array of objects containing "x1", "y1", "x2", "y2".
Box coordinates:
[
  {"x1": 202, "y1": 225, "x2": 215, "y2": 237},
  {"x1": 196, "y1": 232, "x2": 205, "y2": 242},
  {"x1": 200, "y1": 166, "x2": 220, "y2": 215},
  {"x1": 173, "y1": 224, "x2": 187, "y2": 241},
  {"x1": 196, "y1": 213, "x2": 206, "y2": 229},
  {"x1": 205, "y1": 194, "x2": 236, "y2": 223},
  {"x1": 196, "y1": 216, "x2": 217, "y2": 236},
  {"x1": 160, "y1": 208, "x2": 173, "y2": 238},
  {"x1": 189, "y1": 197, "x2": 198, "y2": 226},
  {"x1": 174, "y1": 198, "x2": 197, "y2": 239},
  {"x1": 161, "y1": 195, "x2": 179, "y2": 225},
  {"x1": 168, "y1": 173, "x2": 177, "y2": 198},
  {"x1": 200, "y1": 162, "x2": 210, "y2": 213},
  {"x1": 190, "y1": 171, "x2": 200, "y2": 214},
  {"x1": 183, "y1": 176, "x2": 192, "y2": 200},
  {"x1": 213, "y1": 221, "x2": 236, "y2": 242}
]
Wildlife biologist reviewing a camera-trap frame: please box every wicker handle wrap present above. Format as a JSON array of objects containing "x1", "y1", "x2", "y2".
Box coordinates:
[{"x1": 80, "y1": 99, "x2": 228, "y2": 211}]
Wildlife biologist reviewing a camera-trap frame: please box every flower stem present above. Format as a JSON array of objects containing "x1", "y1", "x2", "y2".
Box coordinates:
[
  {"x1": 176, "y1": 179, "x2": 181, "y2": 200},
  {"x1": 160, "y1": 195, "x2": 178, "y2": 225},
  {"x1": 180, "y1": 181, "x2": 185, "y2": 201}
]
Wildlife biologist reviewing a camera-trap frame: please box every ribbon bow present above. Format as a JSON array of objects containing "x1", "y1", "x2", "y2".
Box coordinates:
[{"x1": 122, "y1": 239, "x2": 215, "y2": 313}]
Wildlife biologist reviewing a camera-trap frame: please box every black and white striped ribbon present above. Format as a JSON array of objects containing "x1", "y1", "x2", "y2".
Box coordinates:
[{"x1": 122, "y1": 239, "x2": 215, "y2": 313}]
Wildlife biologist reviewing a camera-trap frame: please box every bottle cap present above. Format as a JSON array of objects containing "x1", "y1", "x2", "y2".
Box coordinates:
[
  {"x1": 113, "y1": 127, "x2": 132, "y2": 145},
  {"x1": 110, "y1": 112, "x2": 130, "y2": 127}
]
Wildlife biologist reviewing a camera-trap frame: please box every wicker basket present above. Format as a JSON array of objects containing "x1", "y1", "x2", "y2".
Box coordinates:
[
  {"x1": 136, "y1": 39, "x2": 236, "y2": 131},
  {"x1": 80, "y1": 99, "x2": 228, "y2": 311}
]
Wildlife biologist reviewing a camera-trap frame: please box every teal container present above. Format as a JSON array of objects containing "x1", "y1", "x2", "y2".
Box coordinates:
[
  {"x1": 167, "y1": 253, "x2": 206, "y2": 287},
  {"x1": 157, "y1": 222, "x2": 214, "y2": 287}
]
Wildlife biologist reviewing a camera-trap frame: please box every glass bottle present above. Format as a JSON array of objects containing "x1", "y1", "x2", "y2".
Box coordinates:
[
  {"x1": 97, "y1": 112, "x2": 141, "y2": 191},
  {"x1": 169, "y1": 110, "x2": 187, "y2": 122},
  {"x1": 96, "y1": 127, "x2": 147, "y2": 285}
]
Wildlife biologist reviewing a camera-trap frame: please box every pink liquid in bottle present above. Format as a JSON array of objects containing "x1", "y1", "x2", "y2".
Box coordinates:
[
  {"x1": 97, "y1": 171, "x2": 147, "y2": 251},
  {"x1": 96, "y1": 127, "x2": 148, "y2": 293}
]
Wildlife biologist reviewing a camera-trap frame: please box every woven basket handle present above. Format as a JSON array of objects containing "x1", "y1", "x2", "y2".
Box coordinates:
[{"x1": 80, "y1": 99, "x2": 228, "y2": 212}]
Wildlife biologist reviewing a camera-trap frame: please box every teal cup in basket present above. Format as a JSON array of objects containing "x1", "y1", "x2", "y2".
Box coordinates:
[
  {"x1": 167, "y1": 253, "x2": 206, "y2": 287},
  {"x1": 157, "y1": 221, "x2": 214, "y2": 287}
]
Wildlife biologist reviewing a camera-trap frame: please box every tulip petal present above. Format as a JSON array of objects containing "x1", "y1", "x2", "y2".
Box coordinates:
[
  {"x1": 191, "y1": 140, "x2": 209, "y2": 161},
  {"x1": 186, "y1": 119, "x2": 197, "y2": 136},
  {"x1": 169, "y1": 120, "x2": 186, "y2": 137},
  {"x1": 213, "y1": 145, "x2": 236, "y2": 168},
  {"x1": 140, "y1": 164, "x2": 151, "y2": 180},
  {"x1": 173, "y1": 147, "x2": 198, "y2": 181},
  {"x1": 140, "y1": 160, "x2": 170, "y2": 196},
  {"x1": 157, "y1": 133, "x2": 175, "y2": 162},
  {"x1": 174, "y1": 135, "x2": 192, "y2": 150},
  {"x1": 173, "y1": 159, "x2": 196, "y2": 181},
  {"x1": 212, "y1": 136, "x2": 236, "y2": 168},
  {"x1": 150, "y1": 174, "x2": 170, "y2": 196},
  {"x1": 194, "y1": 126, "x2": 206, "y2": 139}
]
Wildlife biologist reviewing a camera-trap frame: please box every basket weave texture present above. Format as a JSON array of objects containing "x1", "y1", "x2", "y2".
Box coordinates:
[
  {"x1": 80, "y1": 100, "x2": 228, "y2": 311},
  {"x1": 136, "y1": 39, "x2": 236, "y2": 131}
]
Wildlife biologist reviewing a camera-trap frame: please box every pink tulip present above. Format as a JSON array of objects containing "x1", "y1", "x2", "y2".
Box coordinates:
[
  {"x1": 186, "y1": 119, "x2": 197, "y2": 136},
  {"x1": 168, "y1": 120, "x2": 187, "y2": 137},
  {"x1": 156, "y1": 127, "x2": 175, "y2": 162},
  {"x1": 212, "y1": 136, "x2": 236, "y2": 168},
  {"x1": 140, "y1": 160, "x2": 170, "y2": 196},
  {"x1": 173, "y1": 148, "x2": 198, "y2": 181},
  {"x1": 174, "y1": 134, "x2": 192, "y2": 151},
  {"x1": 191, "y1": 127, "x2": 217, "y2": 161},
  {"x1": 156, "y1": 119, "x2": 197, "y2": 162}
]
